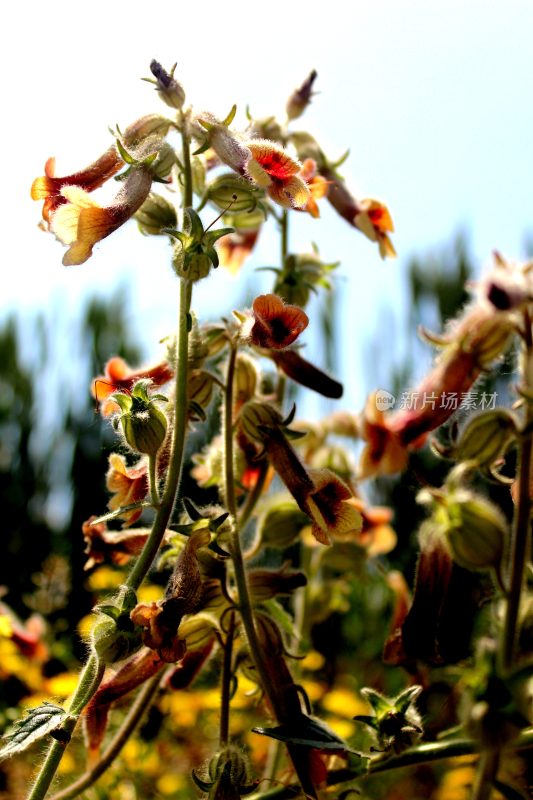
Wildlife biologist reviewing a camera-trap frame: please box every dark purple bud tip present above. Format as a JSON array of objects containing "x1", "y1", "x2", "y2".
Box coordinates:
[
  {"x1": 487, "y1": 282, "x2": 512, "y2": 311},
  {"x1": 150, "y1": 60, "x2": 172, "y2": 88}
]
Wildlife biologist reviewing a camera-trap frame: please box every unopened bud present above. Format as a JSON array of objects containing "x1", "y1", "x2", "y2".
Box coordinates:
[
  {"x1": 123, "y1": 114, "x2": 172, "y2": 145},
  {"x1": 257, "y1": 497, "x2": 309, "y2": 548},
  {"x1": 149, "y1": 60, "x2": 186, "y2": 109},
  {"x1": 286, "y1": 70, "x2": 318, "y2": 121},
  {"x1": 440, "y1": 490, "x2": 506, "y2": 572},
  {"x1": 150, "y1": 142, "x2": 176, "y2": 180},
  {"x1": 91, "y1": 587, "x2": 142, "y2": 664},
  {"x1": 456, "y1": 409, "x2": 516, "y2": 467},
  {"x1": 114, "y1": 381, "x2": 168, "y2": 457},
  {"x1": 188, "y1": 370, "x2": 214, "y2": 415},
  {"x1": 233, "y1": 354, "x2": 259, "y2": 404},
  {"x1": 238, "y1": 400, "x2": 283, "y2": 445},
  {"x1": 207, "y1": 173, "x2": 262, "y2": 212},
  {"x1": 135, "y1": 192, "x2": 177, "y2": 235}
]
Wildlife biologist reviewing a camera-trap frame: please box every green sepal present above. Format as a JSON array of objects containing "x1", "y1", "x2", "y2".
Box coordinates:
[
  {"x1": 191, "y1": 770, "x2": 213, "y2": 792},
  {"x1": 253, "y1": 715, "x2": 357, "y2": 753},
  {"x1": 164, "y1": 229, "x2": 188, "y2": 246},
  {"x1": 222, "y1": 103, "x2": 237, "y2": 126},
  {"x1": 353, "y1": 715, "x2": 378, "y2": 730},
  {"x1": 90, "y1": 501, "x2": 151, "y2": 526},
  {"x1": 192, "y1": 138, "x2": 210, "y2": 156},
  {"x1": 115, "y1": 138, "x2": 138, "y2": 166},
  {"x1": 110, "y1": 392, "x2": 132, "y2": 414},
  {"x1": 204, "y1": 227, "x2": 235, "y2": 245},
  {"x1": 184, "y1": 208, "x2": 205, "y2": 243},
  {"x1": 330, "y1": 148, "x2": 350, "y2": 169},
  {"x1": 395, "y1": 685, "x2": 422, "y2": 713},
  {"x1": 262, "y1": 598, "x2": 297, "y2": 640}
]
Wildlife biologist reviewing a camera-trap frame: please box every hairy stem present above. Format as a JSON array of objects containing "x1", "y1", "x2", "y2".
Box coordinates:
[
  {"x1": 501, "y1": 309, "x2": 533, "y2": 670},
  {"x1": 27, "y1": 655, "x2": 104, "y2": 800},
  {"x1": 148, "y1": 452, "x2": 160, "y2": 508},
  {"x1": 48, "y1": 670, "x2": 165, "y2": 800},
  {"x1": 223, "y1": 344, "x2": 317, "y2": 798},
  {"x1": 219, "y1": 611, "x2": 236, "y2": 747}
]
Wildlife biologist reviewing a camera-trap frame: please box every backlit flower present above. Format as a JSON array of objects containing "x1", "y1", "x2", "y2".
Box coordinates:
[
  {"x1": 322, "y1": 166, "x2": 395, "y2": 259},
  {"x1": 217, "y1": 227, "x2": 260, "y2": 274},
  {"x1": 249, "y1": 293, "x2": 309, "y2": 349},
  {"x1": 299, "y1": 158, "x2": 329, "y2": 218},
  {"x1": 31, "y1": 148, "x2": 123, "y2": 222},
  {"x1": 106, "y1": 453, "x2": 149, "y2": 527},
  {"x1": 93, "y1": 356, "x2": 173, "y2": 416},
  {"x1": 82, "y1": 516, "x2": 157, "y2": 570},
  {"x1": 50, "y1": 166, "x2": 153, "y2": 265},
  {"x1": 245, "y1": 139, "x2": 310, "y2": 209}
]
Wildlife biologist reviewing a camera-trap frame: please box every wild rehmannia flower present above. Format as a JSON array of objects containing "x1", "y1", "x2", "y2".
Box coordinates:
[
  {"x1": 299, "y1": 158, "x2": 329, "y2": 218},
  {"x1": 322, "y1": 166, "x2": 396, "y2": 258},
  {"x1": 31, "y1": 114, "x2": 170, "y2": 222},
  {"x1": 249, "y1": 294, "x2": 309, "y2": 349},
  {"x1": 82, "y1": 517, "x2": 154, "y2": 570},
  {"x1": 106, "y1": 453, "x2": 149, "y2": 527},
  {"x1": 245, "y1": 139, "x2": 311, "y2": 209},
  {"x1": 93, "y1": 356, "x2": 173, "y2": 416},
  {"x1": 50, "y1": 165, "x2": 153, "y2": 265},
  {"x1": 359, "y1": 300, "x2": 517, "y2": 477}
]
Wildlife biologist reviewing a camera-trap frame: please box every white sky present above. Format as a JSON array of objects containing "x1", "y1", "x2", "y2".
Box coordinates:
[{"x1": 2, "y1": 0, "x2": 533, "y2": 412}]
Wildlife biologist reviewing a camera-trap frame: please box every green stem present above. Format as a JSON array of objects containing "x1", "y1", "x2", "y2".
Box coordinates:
[
  {"x1": 249, "y1": 728, "x2": 533, "y2": 800},
  {"x1": 471, "y1": 749, "x2": 499, "y2": 800},
  {"x1": 180, "y1": 110, "x2": 194, "y2": 209},
  {"x1": 223, "y1": 344, "x2": 316, "y2": 798},
  {"x1": 280, "y1": 209, "x2": 289, "y2": 266},
  {"x1": 148, "y1": 453, "x2": 160, "y2": 508},
  {"x1": 219, "y1": 611, "x2": 236, "y2": 747},
  {"x1": 501, "y1": 309, "x2": 533, "y2": 670},
  {"x1": 126, "y1": 276, "x2": 192, "y2": 592},
  {"x1": 48, "y1": 670, "x2": 165, "y2": 800},
  {"x1": 27, "y1": 655, "x2": 104, "y2": 800}
]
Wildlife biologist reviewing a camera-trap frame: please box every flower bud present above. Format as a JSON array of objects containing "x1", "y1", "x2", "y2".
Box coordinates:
[
  {"x1": 456, "y1": 409, "x2": 516, "y2": 467},
  {"x1": 91, "y1": 587, "x2": 142, "y2": 664},
  {"x1": 233, "y1": 353, "x2": 259, "y2": 405},
  {"x1": 135, "y1": 192, "x2": 177, "y2": 235},
  {"x1": 428, "y1": 488, "x2": 506, "y2": 573},
  {"x1": 238, "y1": 400, "x2": 283, "y2": 445},
  {"x1": 188, "y1": 370, "x2": 214, "y2": 417},
  {"x1": 286, "y1": 70, "x2": 318, "y2": 121},
  {"x1": 123, "y1": 114, "x2": 172, "y2": 144},
  {"x1": 257, "y1": 497, "x2": 310, "y2": 548},
  {"x1": 207, "y1": 173, "x2": 262, "y2": 212},
  {"x1": 149, "y1": 60, "x2": 185, "y2": 110},
  {"x1": 150, "y1": 142, "x2": 176, "y2": 180},
  {"x1": 113, "y1": 380, "x2": 168, "y2": 457},
  {"x1": 194, "y1": 745, "x2": 254, "y2": 798}
]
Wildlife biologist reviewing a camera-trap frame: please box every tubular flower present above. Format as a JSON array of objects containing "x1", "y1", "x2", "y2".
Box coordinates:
[
  {"x1": 271, "y1": 349, "x2": 343, "y2": 399},
  {"x1": 82, "y1": 516, "x2": 158, "y2": 570},
  {"x1": 322, "y1": 166, "x2": 395, "y2": 259},
  {"x1": 249, "y1": 293, "x2": 309, "y2": 349},
  {"x1": 31, "y1": 114, "x2": 170, "y2": 222},
  {"x1": 299, "y1": 158, "x2": 329, "y2": 218},
  {"x1": 50, "y1": 166, "x2": 153, "y2": 265},
  {"x1": 217, "y1": 227, "x2": 260, "y2": 274},
  {"x1": 93, "y1": 356, "x2": 173, "y2": 417},
  {"x1": 31, "y1": 149, "x2": 123, "y2": 223},
  {"x1": 106, "y1": 453, "x2": 149, "y2": 527},
  {"x1": 259, "y1": 425, "x2": 361, "y2": 544},
  {"x1": 245, "y1": 139, "x2": 310, "y2": 209},
  {"x1": 359, "y1": 303, "x2": 517, "y2": 478}
]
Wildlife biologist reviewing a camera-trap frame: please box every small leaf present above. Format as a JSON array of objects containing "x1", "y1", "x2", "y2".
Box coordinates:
[{"x1": 0, "y1": 704, "x2": 68, "y2": 761}]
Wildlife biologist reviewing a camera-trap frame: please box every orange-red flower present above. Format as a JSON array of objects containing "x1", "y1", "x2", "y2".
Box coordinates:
[
  {"x1": 50, "y1": 166, "x2": 153, "y2": 265},
  {"x1": 82, "y1": 516, "x2": 154, "y2": 570},
  {"x1": 322, "y1": 166, "x2": 395, "y2": 259},
  {"x1": 218, "y1": 227, "x2": 261, "y2": 274},
  {"x1": 93, "y1": 356, "x2": 173, "y2": 416},
  {"x1": 245, "y1": 140, "x2": 310, "y2": 209},
  {"x1": 250, "y1": 294, "x2": 309, "y2": 349},
  {"x1": 299, "y1": 158, "x2": 329, "y2": 218},
  {"x1": 106, "y1": 453, "x2": 149, "y2": 527},
  {"x1": 31, "y1": 148, "x2": 124, "y2": 223}
]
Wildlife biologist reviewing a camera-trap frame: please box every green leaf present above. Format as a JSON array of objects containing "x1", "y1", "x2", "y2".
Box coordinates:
[{"x1": 0, "y1": 704, "x2": 68, "y2": 761}]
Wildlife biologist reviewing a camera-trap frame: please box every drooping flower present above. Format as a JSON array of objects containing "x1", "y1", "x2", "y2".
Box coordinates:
[
  {"x1": 31, "y1": 149, "x2": 123, "y2": 223},
  {"x1": 322, "y1": 166, "x2": 395, "y2": 258},
  {"x1": 218, "y1": 227, "x2": 261, "y2": 274},
  {"x1": 249, "y1": 293, "x2": 309, "y2": 349},
  {"x1": 82, "y1": 516, "x2": 160, "y2": 570},
  {"x1": 50, "y1": 166, "x2": 153, "y2": 265},
  {"x1": 31, "y1": 114, "x2": 170, "y2": 222},
  {"x1": 106, "y1": 453, "x2": 149, "y2": 527},
  {"x1": 93, "y1": 356, "x2": 173, "y2": 416},
  {"x1": 245, "y1": 139, "x2": 310, "y2": 209},
  {"x1": 271, "y1": 349, "x2": 343, "y2": 398},
  {"x1": 298, "y1": 158, "x2": 329, "y2": 218}
]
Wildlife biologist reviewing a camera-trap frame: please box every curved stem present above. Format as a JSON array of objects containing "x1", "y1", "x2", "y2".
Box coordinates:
[
  {"x1": 48, "y1": 670, "x2": 165, "y2": 800},
  {"x1": 148, "y1": 453, "x2": 160, "y2": 508},
  {"x1": 501, "y1": 308, "x2": 533, "y2": 670},
  {"x1": 27, "y1": 655, "x2": 104, "y2": 800},
  {"x1": 223, "y1": 344, "x2": 316, "y2": 798},
  {"x1": 126, "y1": 276, "x2": 192, "y2": 591},
  {"x1": 219, "y1": 611, "x2": 236, "y2": 747}
]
